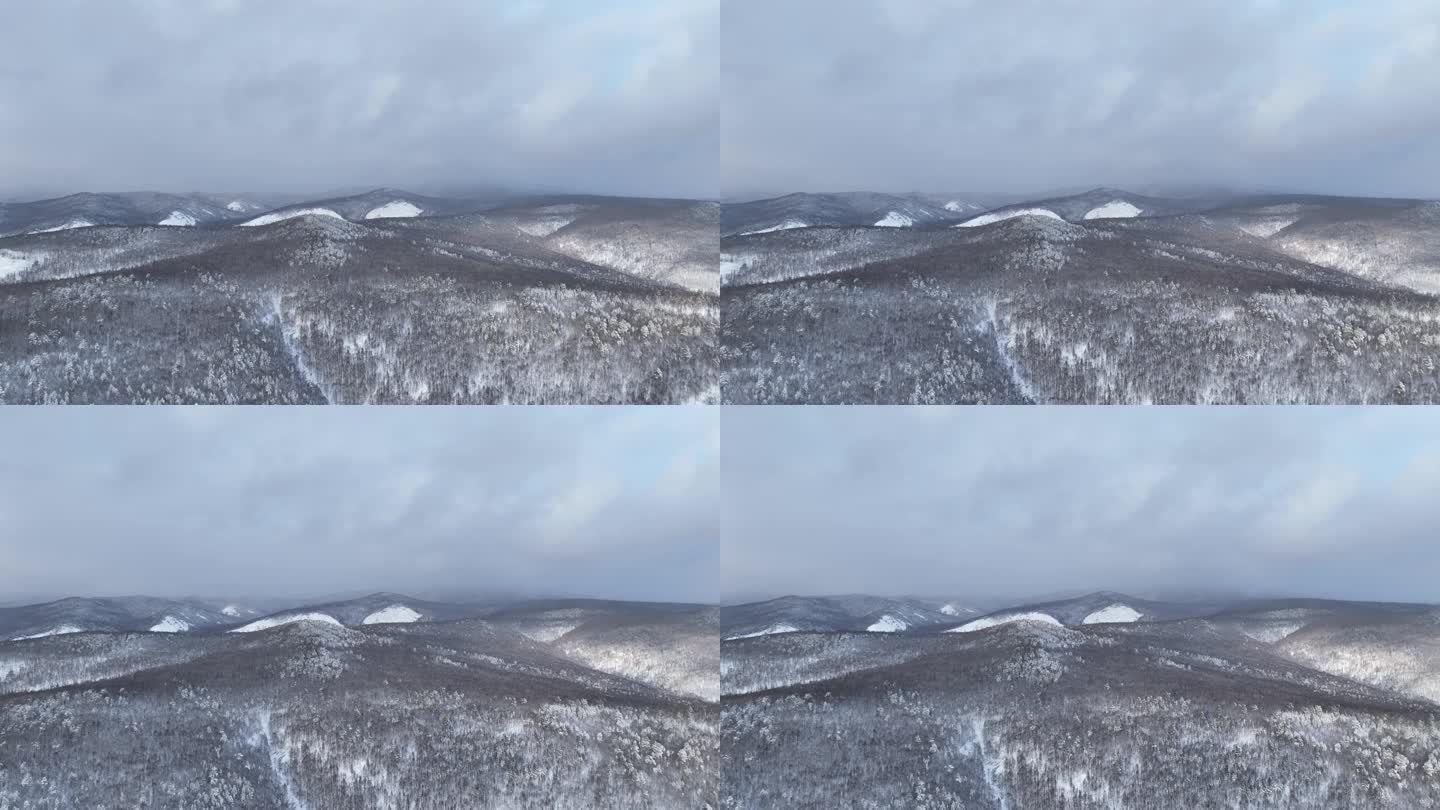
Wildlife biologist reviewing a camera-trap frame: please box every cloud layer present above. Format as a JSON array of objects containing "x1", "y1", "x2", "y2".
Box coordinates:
[
  {"x1": 724, "y1": 407, "x2": 1440, "y2": 603},
  {"x1": 724, "y1": 0, "x2": 1440, "y2": 198},
  {"x1": 0, "y1": 407, "x2": 717, "y2": 603},
  {"x1": 1, "y1": 0, "x2": 717, "y2": 198}
]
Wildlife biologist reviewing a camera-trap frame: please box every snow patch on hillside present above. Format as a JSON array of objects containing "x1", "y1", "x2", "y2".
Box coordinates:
[
  {"x1": 874, "y1": 211, "x2": 914, "y2": 227},
  {"x1": 149, "y1": 616, "x2": 190, "y2": 633},
  {"x1": 362, "y1": 605, "x2": 421, "y2": 625},
  {"x1": 158, "y1": 211, "x2": 197, "y2": 226},
  {"x1": 11, "y1": 624, "x2": 85, "y2": 641},
  {"x1": 1241, "y1": 622, "x2": 1305, "y2": 643},
  {"x1": 740, "y1": 219, "x2": 807, "y2": 236},
  {"x1": 1082, "y1": 604, "x2": 1142, "y2": 624},
  {"x1": 950, "y1": 612, "x2": 1061, "y2": 633},
  {"x1": 0, "y1": 249, "x2": 42, "y2": 280},
  {"x1": 944, "y1": 201, "x2": 978, "y2": 212},
  {"x1": 364, "y1": 201, "x2": 422, "y2": 220},
  {"x1": 221, "y1": 605, "x2": 245, "y2": 617},
  {"x1": 939, "y1": 604, "x2": 965, "y2": 616},
  {"x1": 240, "y1": 208, "x2": 346, "y2": 227},
  {"x1": 866, "y1": 615, "x2": 908, "y2": 632},
  {"x1": 231, "y1": 612, "x2": 341, "y2": 633},
  {"x1": 957, "y1": 208, "x2": 1064, "y2": 228},
  {"x1": 29, "y1": 219, "x2": 94, "y2": 234},
  {"x1": 1084, "y1": 200, "x2": 1142, "y2": 220},
  {"x1": 725, "y1": 623, "x2": 800, "y2": 640}
]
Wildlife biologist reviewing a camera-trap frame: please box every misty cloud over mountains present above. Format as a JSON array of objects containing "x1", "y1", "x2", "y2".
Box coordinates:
[
  {"x1": 724, "y1": 0, "x2": 1440, "y2": 198},
  {"x1": 1, "y1": 0, "x2": 717, "y2": 199},
  {"x1": 722, "y1": 407, "x2": 1440, "y2": 602},
  {"x1": 0, "y1": 407, "x2": 717, "y2": 603}
]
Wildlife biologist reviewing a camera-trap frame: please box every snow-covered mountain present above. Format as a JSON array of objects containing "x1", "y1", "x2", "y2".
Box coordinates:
[
  {"x1": 723, "y1": 191, "x2": 1440, "y2": 404},
  {"x1": 723, "y1": 593, "x2": 1440, "y2": 807}
]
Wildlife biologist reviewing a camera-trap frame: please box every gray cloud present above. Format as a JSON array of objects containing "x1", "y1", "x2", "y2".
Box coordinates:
[
  {"x1": 723, "y1": 407, "x2": 1440, "y2": 604},
  {"x1": 1, "y1": 0, "x2": 717, "y2": 199},
  {"x1": 723, "y1": 0, "x2": 1440, "y2": 198},
  {"x1": 0, "y1": 407, "x2": 717, "y2": 603}
]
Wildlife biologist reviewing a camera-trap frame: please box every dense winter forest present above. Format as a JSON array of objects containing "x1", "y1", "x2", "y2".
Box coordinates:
[
  {"x1": 721, "y1": 592, "x2": 1440, "y2": 808},
  {"x1": 721, "y1": 190, "x2": 1440, "y2": 404},
  {"x1": 0, "y1": 190, "x2": 718, "y2": 404},
  {"x1": 0, "y1": 594, "x2": 718, "y2": 809}
]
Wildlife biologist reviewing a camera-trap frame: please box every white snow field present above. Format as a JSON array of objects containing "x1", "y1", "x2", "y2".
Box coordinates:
[
  {"x1": 158, "y1": 211, "x2": 198, "y2": 226},
  {"x1": 230, "y1": 612, "x2": 342, "y2": 633},
  {"x1": 149, "y1": 616, "x2": 190, "y2": 633},
  {"x1": 0, "y1": 249, "x2": 42, "y2": 280},
  {"x1": 221, "y1": 605, "x2": 244, "y2": 617},
  {"x1": 725, "y1": 623, "x2": 801, "y2": 640},
  {"x1": 873, "y1": 211, "x2": 914, "y2": 227},
  {"x1": 866, "y1": 615, "x2": 908, "y2": 632},
  {"x1": 740, "y1": 219, "x2": 807, "y2": 236},
  {"x1": 949, "y1": 612, "x2": 1062, "y2": 632},
  {"x1": 957, "y1": 208, "x2": 1064, "y2": 228},
  {"x1": 29, "y1": 219, "x2": 94, "y2": 234},
  {"x1": 361, "y1": 605, "x2": 422, "y2": 625},
  {"x1": 240, "y1": 208, "x2": 346, "y2": 227},
  {"x1": 1082, "y1": 604, "x2": 1142, "y2": 624},
  {"x1": 11, "y1": 624, "x2": 85, "y2": 641},
  {"x1": 1083, "y1": 200, "x2": 1143, "y2": 220},
  {"x1": 944, "y1": 201, "x2": 978, "y2": 212},
  {"x1": 364, "y1": 201, "x2": 423, "y2": 220}
]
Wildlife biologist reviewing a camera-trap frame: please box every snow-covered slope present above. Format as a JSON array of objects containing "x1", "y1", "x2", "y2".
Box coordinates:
[
  {"x1": 158, "y1": 211, "x2": 197, "y2": 227},
  {"x1": 239, "y1": 208, "x2": 346, "y2": 227},
  {"x1": 741, "y1": 219, "x2": 808, "y2": 236},
  {"x1": 865, "y1": 615, "x2": 908, "y2": 632},
  {"x1": 956, "y1": 208, "x2": 1064, "y2": 228},
  {"x1": 1083, "y1": 200, "x2": 1143, "y2": 220},
  {"x1": 874, "y1": 211, "x2": 914, "y2": 227},
  {"x1": 148, "y1": 616, "x2": 190, "y2": 633},
  {"x1": 361, "y1": 605, "x2": 422, "y2": 625},
  {"x1": 364, "y1": 201, "x2": 423, "y2": 220},
  {"x1": 948, "y1": 611, "x2": 1061, "y2": 632},
  {"x1": 1082, "y1": 604, "x2": 1142, "y2": 624},
  {"x1": 29, "y1": 219, "x2": 95, "y2": 234},
  {"x1": 725, "y1": 623, "x2": 801, "y2": 640},
  {"x1": 230, "y1": 612, "x2": 341, "y2": 633},
  {"x1": 0, "y1": 249, "x2": 41, "y2": 281},
  {"x1": 11, "y1": 624, "x2": 85, "y2": 641}
]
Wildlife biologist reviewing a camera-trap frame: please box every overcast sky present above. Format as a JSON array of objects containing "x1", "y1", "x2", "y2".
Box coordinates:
[
  {"x1": 0, "y1": 407, "x2": 716, "y2": 604},
  {"x1": 724, "y1": 407, "x2": 1440, "y2": 605},
  {"x1": 0, "y1": 0, "x2": 716, "y2": 199},
  {"x1": 724, "y1": 0, "x2": 1440, "y2": 199}
]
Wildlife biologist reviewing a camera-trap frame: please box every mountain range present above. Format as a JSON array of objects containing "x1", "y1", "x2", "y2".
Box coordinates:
[
  {"x1": 721, "y1": 590, "x2": 1440, "y2": 807},
  {"x1": 722, "y1": 187, "x2": 1440, "y2": 403},
  {"x1": 0, "y1": 189, "x2": 718, "y2": 404},
  {"x1": 0, "y1": 593, "x2": 717, "y2": 808}
]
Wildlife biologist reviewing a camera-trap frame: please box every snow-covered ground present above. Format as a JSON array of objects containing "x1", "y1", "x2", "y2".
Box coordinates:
[
  {"x1": 1082, "y1": 604, "x2": 1142, "y2": 624},
  {"x1": 874, "y1": 211, "x2": 914, "y2": 227},
  {"x1": 740, "y1": 219, "x2": 807, "y2": 236},
  {"x1": 28, "y1": 219, "x2": 94, "y2": 234},
  {"x1": 944, "y1": 201, "x2": 979, "y2": 212},
  {"x1": 158, "y1": 211, "x2": 197, "y2": 226},
  {"x1": 240, "y1": 208, "x2": 346, "y2": 227},
  {"x1": 725, "y1": 623, "x2": 801, "y2": 640},
  {"x1": 221, "y1": 605, "x2": 245, "y2": 617},
  {"x1": 361, "y1": 605, "x2": 421, "y2": 625},
  {"x1": 957, "y1": 208, "x2": 1064, "y2": 228},
  {"x1": 0, "y1": 249, "x2": 42, "y2": 280},
  {"x1": 11, "y1": 624, "x2": 85, "y2": 641},
  {"x1": 364, "y1": 201, "x2": 423, "y2": 220},
  {"x1": 149, "y1": 616, "x2": 190, "y2": 633},
  {"x1": 230, "y1": 612, "x2": 341, "y2": 633},
  {"x1": 866, "y1": 615, "x2": 908, "y2": 632},
  {"x1": 1083, "y1": 201, "x2": 1142, "y2": 220},
  {"x1": 949, "y1": 612, "x2": 1061, "y2": 632}
]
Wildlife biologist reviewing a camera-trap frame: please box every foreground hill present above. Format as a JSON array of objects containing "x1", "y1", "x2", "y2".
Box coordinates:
[
  {"x1": 722, "y1": 191, "x2": 1440, "y2": 403},
  {"x1": 0, "y1": 192, "x2": 717, "y2": 403},
  {"x1": 0, "y1": 595, "x2": 716, "y2": 809},
  {"x1": 722, "y1": 594, "x2": 1440, "y2": 808}
]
